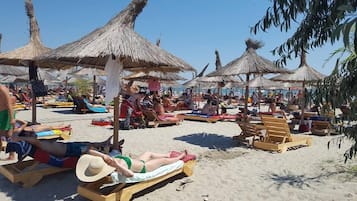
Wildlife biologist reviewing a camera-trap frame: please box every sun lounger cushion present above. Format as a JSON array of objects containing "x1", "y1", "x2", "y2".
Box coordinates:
[{"x1": 111, "y1": 160, "x2": 184, "y2": 184}]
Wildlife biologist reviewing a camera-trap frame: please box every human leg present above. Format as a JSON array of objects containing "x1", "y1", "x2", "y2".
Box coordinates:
[
  {"x1": 136, "y1": 151, "x2": 171, "y2": 162},
  {"x1": 141, "y1": 152, "x2": 185, "y2": 172},
  {"x1": 12, "y1": 136, "x2": 67, "y2": 157}
]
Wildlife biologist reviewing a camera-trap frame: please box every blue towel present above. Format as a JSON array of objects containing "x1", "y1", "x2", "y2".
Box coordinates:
[
  {"x1": 83, "y1": 99, "x2": 107, "y2": 113},
  {"x1": 36, "y1": 130, "x2": 55, "y2": 137}
]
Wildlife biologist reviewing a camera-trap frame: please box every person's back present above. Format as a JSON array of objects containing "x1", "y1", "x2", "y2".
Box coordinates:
[{"x1": 0, "y1": 85, "x2": 9, "y2": 111}]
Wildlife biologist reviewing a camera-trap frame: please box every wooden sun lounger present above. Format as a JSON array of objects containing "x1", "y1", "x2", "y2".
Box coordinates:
[
  {"x1": 254, "y1": 115, "x2": 312, "y2": 153},
  {"x1": 43, "y1": 101, "x2": 74, "y2": 108},
  {"x1": 311, "y1": 120, "x2": 333, "y2": 136},
  {"x1": 142, "y1": 109, "x2": 180, "y2": 128},
  {"x1": 77, "y1": 160, "x2": 195, "y2": 201},
  {"x1": 233, "y1": 121, "x2": 263, "y2": 146},
  {"x1": 0, "y1": 160, "x2": 71, "y2": 187},
  {"x1": 176, "y1": 113, "x2": 219, "y2": 123}
]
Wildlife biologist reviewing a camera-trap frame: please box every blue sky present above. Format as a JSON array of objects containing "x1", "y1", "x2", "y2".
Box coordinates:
[{"x1": 0, "y1": 0, "x2": 342, "y2": 80}]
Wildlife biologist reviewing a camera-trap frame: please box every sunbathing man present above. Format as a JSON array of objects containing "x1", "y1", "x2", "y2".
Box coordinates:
[
  {"x1": 79, "y1": 149, "x2": 187, "y2": 179},
  {"x1": 6, "y1": 135, "x2": 121, "y2": 168}
]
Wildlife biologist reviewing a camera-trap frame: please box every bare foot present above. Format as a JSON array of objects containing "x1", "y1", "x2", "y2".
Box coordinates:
[{"x1": 1, "y1": 154, "x2": 16, "y2": 161}]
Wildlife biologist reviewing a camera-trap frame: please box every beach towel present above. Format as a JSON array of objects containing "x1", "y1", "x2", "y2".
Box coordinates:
[
  {"x1": 83, "y1": 99, "x2": 107, "y2": 113},
  {"x1": 111, "y1": 160, "x2": 184, "y2": 184}
]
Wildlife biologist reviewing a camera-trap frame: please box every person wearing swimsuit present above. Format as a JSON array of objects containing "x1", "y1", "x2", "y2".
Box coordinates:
[{"x1": 89, "y1": 149, "x2": 186, "y2": 177}]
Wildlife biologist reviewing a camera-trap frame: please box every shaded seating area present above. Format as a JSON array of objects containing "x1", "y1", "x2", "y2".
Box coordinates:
[{"x1": 254, "y1": 115, "x2": 312, "y2": 153}]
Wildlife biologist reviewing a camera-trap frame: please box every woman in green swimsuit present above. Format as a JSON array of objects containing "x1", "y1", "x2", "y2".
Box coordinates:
[{"x1": 88, "y1": 149, "x2": 186, "y2": 177}]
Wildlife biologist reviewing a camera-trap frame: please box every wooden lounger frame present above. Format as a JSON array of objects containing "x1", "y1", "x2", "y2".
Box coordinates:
[
  {"x1": 43, "y1": 102, "x2": 74, "y2": 108},
  {"x1": 177, "y1": 114, "x2": 219, "y2": 123},
  {"x1": 77, "y1": 160, "x2": 195, "y2": 201},
  {"x1": 233, "y1": 121, "x2": 263, "y2": 146},
  {"x1": 311, "y1": 120, "x2": 332, "y2": 136},
  {"x1": 254, "y1": 115, "x2": 312, "y2": 153},
  {"x1": 0, "y1": 160, "x2": 71, "y2": 187},
  {"x1": 142, "y1": 109, "x2": 180, "y2": 128}
]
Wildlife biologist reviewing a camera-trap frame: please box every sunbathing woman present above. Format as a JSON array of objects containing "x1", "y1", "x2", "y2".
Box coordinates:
[
  {"x1": 15, "y1": 119, "x2": 71, "y2": 135},
  {"x1": 86, "y1": 149, "x2": 187, "y2": 178}
]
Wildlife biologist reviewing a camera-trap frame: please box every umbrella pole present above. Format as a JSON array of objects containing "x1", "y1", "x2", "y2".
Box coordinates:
[
  {"x1": 300, "y1": 81, "x2": 306, "y2": 126},
  {"x1": 113, "y1": 95, "x2": 120, "y2": 150},
  {"x1": 244, "y1": 74, "x2": 250, "y2": 122},
  {"x1": 92, "y1": 75, "x2": 97, "y2": 104},
  {"x1": 29, "y1": 62, "x2": 38, "y2": 125}
]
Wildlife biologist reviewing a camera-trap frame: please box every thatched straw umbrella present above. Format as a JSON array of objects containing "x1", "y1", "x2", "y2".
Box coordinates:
[
  {"x1": 0, "y1": 65, "x2": 27, "y2": 76},
  {"x1": 0, "y1": 0, "x2": 51, "y2": 124},
  {"x1": 271, "y1": 50, "x2": 326, "y2": 125},
  {"x1": 124, "y1": 71, "x2": 186, "y2": 82},
  {"x1": 37, "y1": 0, "x2": 195, "y2": 149},
  {"x1": 208, "y1": 39, "x2": 290, "y2": 120}
]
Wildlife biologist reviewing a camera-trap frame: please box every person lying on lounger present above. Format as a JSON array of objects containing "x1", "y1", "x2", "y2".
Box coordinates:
[
  {"x1": 76, "y1": 149, "x2": 188, "y2": 181},
  {"x1": 14, "y1": 119, "x2": 71, "y2": 136},
  {"x1": 9, "y1": 134, "x2": 115, "y2": 159}
]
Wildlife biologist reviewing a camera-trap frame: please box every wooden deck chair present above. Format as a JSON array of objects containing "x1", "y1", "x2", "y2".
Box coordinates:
[
  {"x1": 142, "y1": 109, "x2": 179, "y2": 128},
  {"x1": 77, "y1": 160, "x2": 195, "y2": 201},
  {"x1": 233, "y1": 122, "x2": 263, "y2": 146},
  {"x1": 254, "y1": 115, "x2": 312, "y2": 153},
  {"x1": 0, "y1": 160, "x2": 71, "y2": 188},
  {"x1": 311, "y1": 120, "x2": 332, "y2": 136}
]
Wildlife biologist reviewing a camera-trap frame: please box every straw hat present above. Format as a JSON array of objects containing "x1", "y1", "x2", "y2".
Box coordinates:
[{"x1": 76, "y1": 154, "x2": 115, "y2": 182}]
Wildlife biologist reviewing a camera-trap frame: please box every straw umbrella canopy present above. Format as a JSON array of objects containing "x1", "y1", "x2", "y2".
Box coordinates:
[
  {"x1": 37, "y1": 0, "x2": 195, "y2": 149},
  {"x1": 208, "y1": 39, "x2": 291, "y2": 120},
  {"x1": 0, "y1": 65, "x2": 27, "y2": 76},
  {"x1": 0, "y1": 0, "x2": 51, "y2": 124},
  {"x1": 124, "y1": 71, "x2": 186, "y2": 82},
  {"x1": 271, "y1": 50, "x2": 326, "y2": 124},
  {"x1": 37, "y1": 1, "x2": 195, "y2": 73},
  {"x1": 249, "y1": 75, "x2": 281, "y2": 88}
]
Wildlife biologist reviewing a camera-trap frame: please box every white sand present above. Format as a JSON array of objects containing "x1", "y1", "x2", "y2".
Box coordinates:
[{"x1": 0, "y1": 106, "x2": 356, "y2": 201}]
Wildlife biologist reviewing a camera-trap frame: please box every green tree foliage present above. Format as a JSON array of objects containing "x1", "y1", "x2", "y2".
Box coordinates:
[
  {"x1": 252, "y1": 0, "x2": 357, "y2": 161},
  {"x1": 251, "y1": 0, "x2": 356, "y2": 65}
]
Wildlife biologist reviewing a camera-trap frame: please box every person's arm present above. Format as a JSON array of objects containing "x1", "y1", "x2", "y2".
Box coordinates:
[
  {"x1": 88, "y1": 150, "x2": 134, "y2": 177},
  {"x1": 13, "y1": 119, "x2": 28, "y2": 134}
]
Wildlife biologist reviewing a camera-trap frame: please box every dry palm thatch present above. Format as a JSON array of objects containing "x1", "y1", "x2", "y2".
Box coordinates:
[
  {"x1": 124, "y1": 71, "x2": 186, "y2": 82},
  {"x1": 271, "y1": 51, "x2": 326, "y2": 83},
  {"x1": 0, "y1": 0, "x2": 51, "y2": 66},
  {"x1": 37, "y1": 0, "x2": 195, "y2": 73},
  {"x1": 208, "y1": 39, "x2": 290, "y2": 76},
  {"x1": 248, "y1": 75, "x2": 281, "y2": 88},
  {"x1": 215, "y1": 49, "x2": 222, "y2": 70},
  {"x1": 0, "y1": 65, "x2": 27, "y2": 76}
]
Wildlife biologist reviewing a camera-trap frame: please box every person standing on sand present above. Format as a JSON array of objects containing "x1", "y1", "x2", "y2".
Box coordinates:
[{"x1": 0, "y1": 85, "x2": 16, "y2": 160}]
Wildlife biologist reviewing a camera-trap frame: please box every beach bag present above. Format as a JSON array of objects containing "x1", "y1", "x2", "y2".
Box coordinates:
[{"x1": 31, "y1": 79, "x2": 48, "y2": 97}]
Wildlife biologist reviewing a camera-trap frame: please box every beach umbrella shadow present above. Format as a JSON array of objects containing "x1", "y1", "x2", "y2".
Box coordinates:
[{"x1": 174, "y1": 132, "x2": 236, "y2": 150}]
